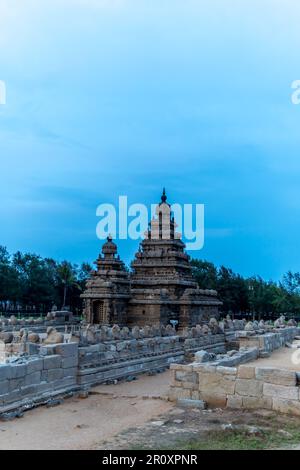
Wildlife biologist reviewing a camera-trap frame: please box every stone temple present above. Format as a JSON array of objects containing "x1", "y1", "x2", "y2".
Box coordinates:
[{"x1": 81, "y1": 190, "x2": 222, "y2": 328}]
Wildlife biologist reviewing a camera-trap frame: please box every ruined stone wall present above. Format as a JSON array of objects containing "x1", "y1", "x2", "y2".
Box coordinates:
[
  {"x1": 237, "y1": 327, "x2": 298, "y2": 353},
  {"x1": 169, "y1": 361, "x2": 300, "y2": 416},
  {"x1": 0, "y1": 343, "x2": 78, "y2": 413},
  {"x1": 77, "y1": 333, "x2": 226, "y2": 387},
  {"x1": 168, "y1": 327, "x2": 300, "y2": 416}
]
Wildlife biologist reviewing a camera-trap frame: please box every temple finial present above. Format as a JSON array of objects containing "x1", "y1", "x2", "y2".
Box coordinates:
[{"x1": 161, "y1": 187, "x2": 167, "y2": 203}]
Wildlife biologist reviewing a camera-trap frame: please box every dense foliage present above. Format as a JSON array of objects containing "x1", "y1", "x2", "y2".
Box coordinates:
[
  {"x1": 190, "y1": 259, "x2": 300, "y2": 318},
  {"x1": 0, "y1": 246, "x2": 91, "y2": 315},
  {"x1": 1, "y1": 245, "x2": 300, "y2": 319}
]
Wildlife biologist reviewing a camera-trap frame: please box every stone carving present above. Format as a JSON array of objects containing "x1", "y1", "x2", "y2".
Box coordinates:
[
  {"x1": 245, "y1": 321, "x2": 254, "y2": 331},
  {"x1": 0, "y1": 331, "x2": 13, "y2": 344},
  {"x1": 43, "y1": 327, "x2": 64, "y2": 344},
  {"x1": 28, "y1": 332, "x2": 40, "y2": 343}
]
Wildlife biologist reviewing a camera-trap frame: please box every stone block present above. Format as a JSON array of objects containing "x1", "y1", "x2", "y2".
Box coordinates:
[
  {"x1": 52, "y1": 376, "x2": 76, "y2": 389},
  {"x1": 191, "y1": 390, "x2": 201, "y2": 400},
  {"x1": 0, "y1": 365, "x2": 12, "y2": 381},
  {"x1": 62, "y1": 367, "x2": 77, "y2": 378},
  {"x1": 235, "y1": 378, "x2": 263, "y2": 397},
  {"x1": 39, "y1": 345, "x2": 56, "y2": 356},
  {"x1": 9, "y1": 377, "x2": 24, "y2": 391},
  {"x1": 168, "y1": 386, "x2": 191, "y2": 401},
  {"x1": 20, "y1": 384, "x2": 39, "y2": 397},
  {"x1": 242, "y1": 396, "x2": 272, "y2": 410},
  {"x1": 43, "y1": 355, "x2": 62, "y2": 370},
  {"x1": 198, "y1": 372, "x2": 235, "y2": 395},
  {"x1": 237, "y1": 365, "x2": 255, "y2": 379},
  {"x1": 192, "y1": 362, "x2": 217, "y2": 373},
  {"x1": 62, "y1": 355, "x2": 78, "y2": 369},
  {"x1": 227, "y1": 395, "x2": 243, "y2": 409},
  {"x1": 182, "y1": 381, "x2": 198, "y2": 390},
  {"x1": 54, "y1": 342, "x2": 78, "y2": 358},
  {"x1": 47, "y1": 368, "x2": 64, "y2": 382},
  {"x1": 0, "y1": 380, "x2": 9, "y2": 396},
  {"x1": 255, "y1": 367, "x2": 297, "y2": 386},
  {"x1": 263, "y1": 383, "x2": 299, "y2": 400},
  {"x1": 25, "y1": 371, "x2": 41, "y2": 386},
  {"x1": 27, "y1": 358, "x2": 43, "y2": 374},
  {"x1": 199, "y1": 391, "x2": 227, "y2": 407},
  {"x1": 272, "y1": 398, "x2": 300, "y2": 416},
  {"x1": 216, "y1": 366, "x2": 237, "y2": 376},
  {"x1": 170, "y1": 363, "x2": 192, "y2": 372},
  {"x1": 10, "y1": 364, "x2": 27, "y2": 379},
  {"x1": 177, "y1": 398, "x2": 206, "y2": 409}
]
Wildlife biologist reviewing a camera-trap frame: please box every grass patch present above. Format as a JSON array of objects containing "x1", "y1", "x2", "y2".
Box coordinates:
[{"x1": 160, "y1": 425, "x2": 300, "y2": 450}]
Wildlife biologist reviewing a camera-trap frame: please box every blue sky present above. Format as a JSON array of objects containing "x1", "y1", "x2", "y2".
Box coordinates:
[{"x1": 1, "y1": 0, "x2": 300, "y2": 280}]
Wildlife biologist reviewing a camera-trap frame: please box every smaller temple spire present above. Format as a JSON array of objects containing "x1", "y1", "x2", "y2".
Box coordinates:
[{"x1": 161, "y1": 187, "x2": 167, "y2": 204}]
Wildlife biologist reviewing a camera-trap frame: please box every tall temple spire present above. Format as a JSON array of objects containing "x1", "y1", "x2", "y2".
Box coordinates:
[{"x1": 160, "y1": 187, "x2": 167, "y2": 204}]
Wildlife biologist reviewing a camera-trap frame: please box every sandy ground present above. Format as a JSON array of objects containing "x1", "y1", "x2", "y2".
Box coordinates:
[
  {"x1": 246, "y1": 342, "x2": 300, "y2": 371},
  {"x1": 0, "y1": 371, "x2": 172, "y2": 450}
]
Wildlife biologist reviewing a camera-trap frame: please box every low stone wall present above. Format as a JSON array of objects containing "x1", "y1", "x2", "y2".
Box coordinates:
[
  {"x1": 169, "y1": 327, "x2": 300, "y2": 416},
  {"x1": 77, "y1": 333, "x2": 226, "y2": 387},
  {"x1": 227, "y1": 364, "x2": 300, "y2": 416},
  {"x1": 169, "y1": 347, "x2": 259, "y2": 406},
  {"x1": 237, "y1": 327, "x2": 298, "y2": 353},
  {"x1": 169, "y1": 361, "x2": 300, "y2": 416},
  {"x1": 0, "y1": 331, "x2": 227, "y2": 412},
  {"x1": 0, "y1": 343, "x2": 78, "y2": 413}
]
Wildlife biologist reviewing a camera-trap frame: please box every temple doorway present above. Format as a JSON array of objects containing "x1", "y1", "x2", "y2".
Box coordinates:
[{"x1": 93, "y1": 301, "x2": 105, "y2": 324}]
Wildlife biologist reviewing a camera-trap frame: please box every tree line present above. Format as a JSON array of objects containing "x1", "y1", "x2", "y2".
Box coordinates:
[
  {"x1": 0, "y1": 246, "x2": 91, "y2": 315},
  {"x1": 1, "y1": 245, "x2": 300, "y2": 319},
  {"x1": 190, "y1": 259, "x2": 300, "y2": 319}
]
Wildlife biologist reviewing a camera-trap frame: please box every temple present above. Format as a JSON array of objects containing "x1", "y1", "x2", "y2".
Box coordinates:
[{"x1": 81, "y1": 190, "x2": 222, "y2": 328}]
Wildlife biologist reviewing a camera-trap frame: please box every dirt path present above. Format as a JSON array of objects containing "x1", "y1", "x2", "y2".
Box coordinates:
[{"x1": 0, "y1": 371, "x2": 172, "y2": 450}]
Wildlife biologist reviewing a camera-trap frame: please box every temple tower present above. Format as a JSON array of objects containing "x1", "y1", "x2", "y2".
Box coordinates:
[
  {"x1": 81, "y1": 236, "x2": 130, "y2": 325},
  {"x1": 127, "y1": 190, "x2": 222, "y2": 327}
]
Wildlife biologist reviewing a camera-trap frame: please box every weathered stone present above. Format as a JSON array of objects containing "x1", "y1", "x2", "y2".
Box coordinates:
[
  {"x1": 44, "y1": 328, "x2": 64, "y2": 345},
  {"x1": 255, "y1": 367, "x2": 296, "y2": 386},
  {"x1": 272, "y1": 398, "x2": 300, "y2": 416},
  {"x1": 198, "y1": 372, "x2": 235, "y2": 395},
  {"x1": 54, "y1": 342, "x2": 78, "y2": 358},
  {"x1": 62, "y1": 355, "x2": 78, "y2": 369},
  {"x1": 242, "y1": 396, "x2": 272, "y2": 410},
  {"x1": 47, "y1": 368, "x2": 64, "y2": 382},
  {"x1": 0, "y1": 332, "x2": 13, "y2": 344},
  {"x1": 235, "y1": 378, "x2": 263, "y2": 397},
  {"x1": 0, "y1": 381, "x2": 9, "y2": 396},
  {"x1": 168, "y1": 386, "x2": 191, "y2": 401},
  {"x1": 177, "y1": 398, "x2": 206, "y2": 409},
  {"x1": 27, "y1": 359, "x2": 43, "y2": 374},
  {"x1": 194, "y1": 350, "x2": 210, "y2": 363},
  {"x1": 227, "y1": 395, "x2": 243, "y2": 409},
  {"x1": 216, "y1": 366, "x2": 237, "y2": 376},
  {"x1": 28, "y1": 332, "x2": 40, "y2": 343},
  {"x1": 244, "y1": 322, "x2": 254, "y2": 331},
  {"x1": 263, "y1": 383, "x2": 299, "y2": 400},
  {"x1": 43, "y1": 355, "x2": 62, "y2": 370},
  {"x1": 237, "y1": 365, "x2": 255, "y2": 379},
  {"x1": 25, "y1": 371, "x2": 41, "y2": 386},
  {"x1": 0, "y1": 365, "x2": 12, "y2": 381},
  {"x1": 199, "y1": 391, "x2": 227, "y2": 407}
]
